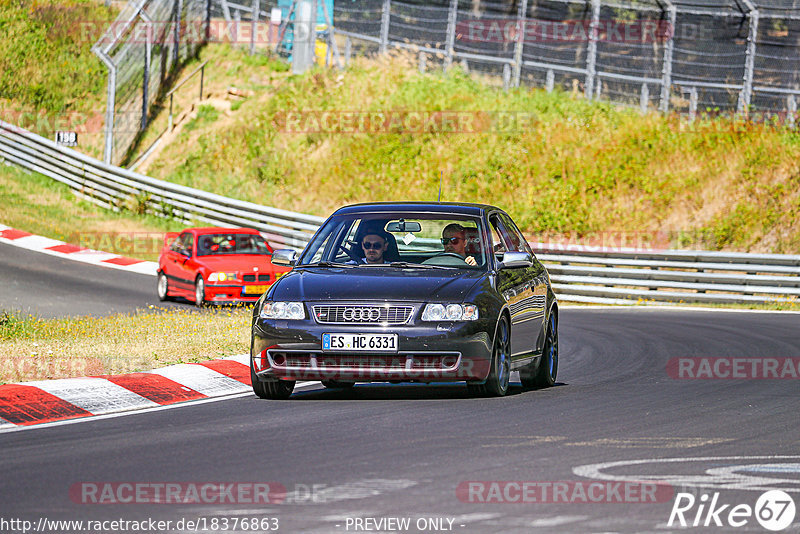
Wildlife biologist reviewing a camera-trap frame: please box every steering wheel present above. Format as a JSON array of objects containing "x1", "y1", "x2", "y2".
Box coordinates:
[
  {"x1": 422, "y1": 252, "x2": 469, "y2": 266},
  {"x1": 338, "y1": 242, "x2": 362, "y2": 263}
]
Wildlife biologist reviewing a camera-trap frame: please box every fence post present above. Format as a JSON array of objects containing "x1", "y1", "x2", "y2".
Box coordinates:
[
  {"x1": 380, "y1": 0, "x2": 390, "y2": 54},
  {"x1": 738, "y1": 1, "x2": 759, "y2": 114},
  {"x1": 142, "y1": 18, "x2": 152, "y2": 130},
  {"x1": 503, "y1": 63, "x2": 511, "y2": 90},
  {"x1": 103, "y1": 63, "x2": 116, "y2": 164},
  {"x1": 250, "y1": 0, "x2": 259, "y2": 55},
  {"x1": 789, "y1": 94, "x2": 797, "y2": 129},
  {"x1": 445, "y1": 0, "x2": 458, "y2": 71},
  {"x1": 546, "y1": 69, "x2": 554, "y2": 92},
  {"x1": 584, "y1": 0, "x2": 601, "y2": 100},
  {"x1": 345, "y1": 36, "x2": 351, "y2": 66},
  {"x1": 419, "y1": 52, "x2": 426, "y2": 73},
  {"x1": 640, "y1": 83, "x2": 649, "y2": 114},
  {"x1": 173, "y1": 0, "x2": 183, "y2": 63},
  {"x1": 512, "y1": 0, "x2": 528, "y2": 87},
  {"x1": 659, "y1": 1, "x2": 676, "y2": 113},
  {"x1": 205, "y1": 0, "x2": 212, "y2": 40},
  {"x1": 689, "y1": 86, "x2": 698, "y2": 122}
]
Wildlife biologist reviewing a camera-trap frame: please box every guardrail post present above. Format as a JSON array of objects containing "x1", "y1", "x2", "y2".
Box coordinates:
[
  {"x1": 380, "y1": 0, "x2": 391, "y2": 54},
  {"x1": 640, "y1": 83, "x2": 649, "y2": 114},
  {"x1": 461, "y1": 58, "x2": 469, "y2": 73},
  {"x1": 546, "y1": 69, "x2": 554, "y2": 92},
  {"x1": 250, "y1": 0, "x2": 259, "y2": 55},
  {"x1": 789, "y1": 94, "x2": 797, "y2": 129},
  {"x1": 200, "y1": 63, "x2": 205, "y2": 100},
  {"x1": 738, "y1": 1, "x2": 759, "y2": 115},
  {"x1": 419, "y1": 52, "x2": 426, "y2": 73},
  {"x1": 345, "y1": 36, "x2": 351, "y2": 66},
  {"x1": 444, "y1": 0, "x2": 458, "y2": 71},
  {"x1": 503, "y1": 63, "x2": 511, "y2": 91},
  {"x1": 512, "y1": 0, "x2": 528, "y2": 87},
  {"x1": 659, "y1": 1, "x2": 676, "y2": 113},
  {"x1": 689, "y1": 86, "x2": 698, "y2": 122},
  {"x1": 584, "y1": 0, "x2": 601, "y2": 100}
]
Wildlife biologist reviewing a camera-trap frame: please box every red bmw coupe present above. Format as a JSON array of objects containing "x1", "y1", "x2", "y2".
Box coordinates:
[{"x1": 157, "y1": 227, "x2": 291, "y2": 306}]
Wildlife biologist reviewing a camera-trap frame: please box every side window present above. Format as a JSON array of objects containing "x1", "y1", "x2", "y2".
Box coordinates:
[
  {"x1": 489, "y1": 214, "x2": 521, "y2": 253},
  {"x1": 500, "y1": 213, "x2": 532, "y2": 255},
  {"x1": 171, "y1": 232, "x2": 193, "y2": 255}
]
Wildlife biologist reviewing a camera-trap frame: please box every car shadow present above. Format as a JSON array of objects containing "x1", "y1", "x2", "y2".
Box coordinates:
[{"x1": 287, "y1": 381, "x2": 567, "y2": 401}]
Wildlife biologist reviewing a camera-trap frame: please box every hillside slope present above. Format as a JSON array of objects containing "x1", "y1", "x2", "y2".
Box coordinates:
[{"x1": 142, "y1": 48, "x2": 800, "y2": 254}]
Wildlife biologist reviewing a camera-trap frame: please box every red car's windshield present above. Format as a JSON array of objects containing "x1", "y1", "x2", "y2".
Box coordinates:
[{"x1": 196, "y1": 233, "x2": 271, "y2": 256}]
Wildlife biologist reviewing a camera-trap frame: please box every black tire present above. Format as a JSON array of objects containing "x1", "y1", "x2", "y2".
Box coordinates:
[
  {"x1": 264, "y1": 379, "x2": 295, "y2": 399},
  {"x1": 467, "y1": 316, "x2": 511, "y2": 397},
  {"x1": 157, "y1": 272, "x2": 170, "y2": 301},
  {"x1": 522, "y1": 311, "x2": 558, "y2": 388},
  {"x1": 194, "y1": 276, "x2": 206, "y2": 307},
  {"x1": 321, "y1": 380, "x2": 356, "y2": 389},
  {"x1": 250, "y1": 366, "x2": 269, "y2": 399}
]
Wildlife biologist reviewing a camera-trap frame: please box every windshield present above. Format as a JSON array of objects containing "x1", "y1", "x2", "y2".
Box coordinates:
[
  {"x1": 196, "y1": 233, "x2": 272, "y2": 256},
  {"x1": 297, "y1": 212, "x2": 487, "y2": 269}
]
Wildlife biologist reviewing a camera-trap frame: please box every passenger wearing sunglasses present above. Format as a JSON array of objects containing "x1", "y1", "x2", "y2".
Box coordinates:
[
  {"x1": 441, "y1": 224, "x2": 477, "y2": 266},
  {"x1": 360, "y1": 232, "x2": 389, "y2": 264}
]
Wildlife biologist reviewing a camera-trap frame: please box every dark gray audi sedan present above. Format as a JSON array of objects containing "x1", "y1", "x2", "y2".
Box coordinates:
[{"x1": 250, "y1": 202, "x2": 558, "y2": 399}]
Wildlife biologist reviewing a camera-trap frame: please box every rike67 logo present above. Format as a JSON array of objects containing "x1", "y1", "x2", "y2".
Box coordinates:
[{"x1": 668, "y1": 490, "x2": 796, "y2": 531}]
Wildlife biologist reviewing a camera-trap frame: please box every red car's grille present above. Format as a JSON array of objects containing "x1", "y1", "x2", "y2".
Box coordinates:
[{"x1": 243, "y1": 274, "x2": 271, "y2": 282}]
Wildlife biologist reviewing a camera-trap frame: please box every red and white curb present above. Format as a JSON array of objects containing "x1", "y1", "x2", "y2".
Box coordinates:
[
  {"x1": 0, "y1": 224, "x2": 157, "y2": 276},
  {"x1": 0, "y1": 354, "x2": 259, "y2": 430}
]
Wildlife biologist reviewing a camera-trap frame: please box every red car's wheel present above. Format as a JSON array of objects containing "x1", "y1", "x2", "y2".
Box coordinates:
[
  {"x1": 157, "y1": 272, "x2": 171, "y2": 301},
  {"x1": 194, "y1": 276, "x2": 206, "y2": 307}
]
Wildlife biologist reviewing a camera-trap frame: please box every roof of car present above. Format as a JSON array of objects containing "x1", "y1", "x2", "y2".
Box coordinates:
[
  {"x1": 333, "y1": 202, "x2": 501, "y2": 216},
  {"x1": 185, "y1": 227, "x2": 260, "y2": 234}
]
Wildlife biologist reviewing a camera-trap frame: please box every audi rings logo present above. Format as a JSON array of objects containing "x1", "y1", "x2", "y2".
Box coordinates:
[{"x1": 342, "y1": 307, "x2": 382, "y2": 321}]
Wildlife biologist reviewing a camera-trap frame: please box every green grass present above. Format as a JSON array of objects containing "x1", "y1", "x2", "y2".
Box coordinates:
[{"x1": 0, "y1": 0, "x2": 116, "y2": 114}]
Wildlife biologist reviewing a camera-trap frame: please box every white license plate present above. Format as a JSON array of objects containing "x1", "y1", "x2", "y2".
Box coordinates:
[{"x1": 322, "y1": 333, "x2": 398, "y2": 352}]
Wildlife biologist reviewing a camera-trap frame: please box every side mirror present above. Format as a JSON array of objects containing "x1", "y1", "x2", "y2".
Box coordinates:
[
  {"x1": 272, "y1": 249, "x2": 298, "y2": 267},
  {"x1": 498, "y1": 251, "x2": 532, "y2": 269}
]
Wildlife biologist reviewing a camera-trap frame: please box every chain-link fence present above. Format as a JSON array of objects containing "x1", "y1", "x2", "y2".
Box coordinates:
[
  {"x1": 94, "y1": 0, "x2": 800, "y2": 165},
  {"x1": 92, "y1": 0, "x2": 207, "y2": 165},
  {"x1": 334, "y1": 0, "x2": 800, "y2": 121}
]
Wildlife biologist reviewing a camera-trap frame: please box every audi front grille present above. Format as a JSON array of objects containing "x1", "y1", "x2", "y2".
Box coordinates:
[{"x1": 312, "y1": 305, "x2": 415, "y2": 325}]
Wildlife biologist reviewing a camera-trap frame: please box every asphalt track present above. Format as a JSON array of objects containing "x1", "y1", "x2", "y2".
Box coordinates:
[
  {"x1": 1, "y1": 279, "x2": 799, "y2": 533},
  {"x1": 0, "y1": 242, "x2": 194, "y2": 317}
]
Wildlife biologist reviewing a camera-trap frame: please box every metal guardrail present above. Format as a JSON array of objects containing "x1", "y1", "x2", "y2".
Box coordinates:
[
  {"x1": 0, "y1": 121, "x2": 323, "y2": 249},
  {"x1": 532, "y1": 245, "x2": 800, "y2": 305},
  {"x1": 2, "y1": 120, "x2": 799, "y2": 306}
]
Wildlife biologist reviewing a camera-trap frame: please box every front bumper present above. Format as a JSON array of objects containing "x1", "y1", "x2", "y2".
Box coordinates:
[
  {"x1": 204, "y1": 282, "x2": 272, "y2": 303},
  {"x1": 251, "y1": 315, "x2": 493, "y2": 383}
]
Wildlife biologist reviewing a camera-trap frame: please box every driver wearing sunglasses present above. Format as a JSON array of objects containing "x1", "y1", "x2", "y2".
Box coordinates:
[
  {"x1": 360, "y1": 233, "x2": 389, "y2": 264},
  {"x1": 441, "y1": 223, "x2": 477, "y2": 266}
]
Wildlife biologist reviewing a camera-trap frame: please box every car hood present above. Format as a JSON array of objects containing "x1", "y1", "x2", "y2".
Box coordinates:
[
  {"x1": 270, "y1": 266, "x2": 485, "y2": 302},
  {"x1": 195, "y1": 254, "x2": 281, "y2": 273}
]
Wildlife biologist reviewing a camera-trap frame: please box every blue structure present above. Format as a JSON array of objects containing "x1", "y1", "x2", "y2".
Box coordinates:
[{"x1": 277, "y1": 0, "x2": 334, "y2": 56}]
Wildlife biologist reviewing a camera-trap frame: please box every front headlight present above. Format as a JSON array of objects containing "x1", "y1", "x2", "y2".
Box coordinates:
[
  {"x1": 208, "y1": 272, "x2": 237, "y2": 282},
  {"x1": 260, "y1": 301, "x2": 305, "y2": 320},
  {"x1": 421, "y1": 303, "x2": 479, "y2": 321}
]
